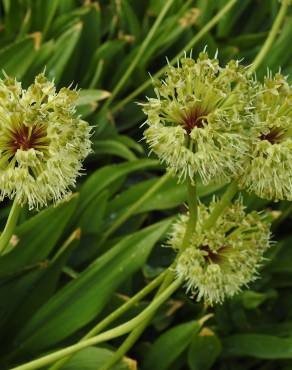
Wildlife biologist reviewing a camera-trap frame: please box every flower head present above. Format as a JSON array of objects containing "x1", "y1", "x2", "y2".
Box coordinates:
[
  {"x1": 142, "y1": 52, "x2": 253, "y2": 184},
  {"x1": 0, "y1": 74, "x2": 92, "y2": 209},
  {"x1": 167, "y1": 200, "x2": 271, "y2": 305},
  {"x1": 238, "y1": 73, "x2": 292, "y2": 201}
]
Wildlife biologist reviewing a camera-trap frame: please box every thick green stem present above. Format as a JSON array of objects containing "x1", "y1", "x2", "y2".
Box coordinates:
[
  {"x1": 203, "y1": 181, "x2": 238, "y2": 231},
  {"x1": 11, "y1": 278, "x2": 182, "y2": 370},
  {"x1": 103, "y1": 0, "x2": 175, "y2": 110},
  {"x1": 101, "y1": 172, "x2": 171, "y2": 242},
  {"x1": 180, "y1": 179, "x2": 198, "y2": 254},
  {"x1": 0, "y1": 199, "x2": 21, "y2": 256},
  {"x1": 248, "y1": 0, "x2": 289, "y2": 74},
  {"x1": 99, "y1": 180, "x2": 197, "y2": 370},
  {"x1": 47, "y1": 270, "x2": 167, "y2": 370},
  {"x1": 100, "y1": 270, "x2": 175, "y2": 370},
  {"x1": 112, "y1": 0, "x2": 238, "y2": 113},
  {"x1": 100, "y1": 323, "x2": 146, "y2": 370}
]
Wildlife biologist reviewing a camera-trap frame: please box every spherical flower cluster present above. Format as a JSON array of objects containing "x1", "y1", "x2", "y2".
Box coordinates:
[
  {"x1": 238, "y1": 73, "x2": 292, "y2": 201},
  {"x1": 0, "y1": 74, "x2": 92, "y2": 209},
  {"x1": 167, "y1": 200, "x2": 271, "y2": 305},
  {"x1": 142, "y1": 52, "x2": 253, "y2": 184}
]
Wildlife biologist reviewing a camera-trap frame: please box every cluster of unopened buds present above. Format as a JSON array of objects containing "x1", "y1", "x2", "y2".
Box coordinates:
[{"x1": 142, "y1": 51, "x2": 292, "y2": 305}]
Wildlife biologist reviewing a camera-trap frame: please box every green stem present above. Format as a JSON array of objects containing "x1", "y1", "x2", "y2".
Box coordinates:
[
  {"x1": 11, "y1": 278, "x2": 182, "y2": 370},
  {"x1": 248, "y1": 0, "x2": 289, "y2": 74},
  {"x1": 51, "y1": 229, "x2": 81, "y2": 263},
  {"x1": 100, "y1": 323, "x2": 146, "y2": 370},
  {"x1": 47, "y1": 270, "x2": 167, "y2": 370},
  {"x1": 0, "y1": 198, "x2": 21, "y2": 256},
  {"x1": 98, "y1": 181, "x2": 197, "y2": 370},
  {"x1": 101, "y1": 172, "x2": 171, "y2": 242},
  {"x1": 100, "y1": 270, "x2": 175, "y2": 370},
  {"x1": 180, "y1": 179, "x2": 198, "y2": 254},
  {"x1": 111, "y1": 0, "x2": 238, "y2": 114},
  {"x1": 203, "y1": 181, "x2": 238, "y2": 231},
  {"x1": 103, "y1": 0, "x2": 175, "y2": 110}
]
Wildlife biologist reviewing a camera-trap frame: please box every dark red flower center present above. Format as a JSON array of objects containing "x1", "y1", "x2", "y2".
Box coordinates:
[
  {"x1": 9, "y1": 124, "x2": 49, "y2": 154},
  {"x1": 260, "y1": 128, "x2": 283, "y2": 144},
  {"x1": 180, "y1": 106, "x2": 209, "y2": 134},
  {"x1": 201, "y1": 245, "x2": 227, "y2": 264}
]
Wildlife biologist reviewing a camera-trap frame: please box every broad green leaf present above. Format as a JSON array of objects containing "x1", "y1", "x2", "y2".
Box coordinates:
[
  {"x1": 74, "y1": 159, "x2": 160, "y2": 224},
  {"x1": 143, "y1": 321, "x2": 200, "y2": 370},
  {"x1": 196, "y1": 0, "x2": 217, "y2": 27},
  {"x1": 42, "y1": 0, "x2": 60, "y2": 37},
  {"x1": 49, "y1": 7, "x2": 88, "y2": 38},
  {"x1": 46, "y1": 22, "x2": 82, "y2": 84},
  {"x1": 217, "y1": 0, "x2": 252, "y2": 38},
  {"x1": 76, "y1": 89, "x2": 111, "y2": 118},
  {"x1": 223, "y1": 334, "x2": 292, "y2": 359},
  {"x1": 107, "y1": 177, "x2": 224, "y2": 221},
  {"x1": 76, "y1": 89, "x2": 111, "y2": 105},
  {"x1": 140, "y1": 6, "x2": 197, "y2": 67},
  {"x1": 79, "y1": 191, "x2": 109, "y2": 235},
  {"x1": 114, "y1": 103, "x2": 145, "y2": 131},
  {"x1": 0, "y1": 195, "x2": 79, "y2": 279},
  {"x1": 29, "y1": 0, "x2": 60, "y2": 38},
  {"x1": 2, "y1": 0, "x2": 27, "y2": 37},
  {"x1": 23, "y1": 40, "x2": 55, "y2": 84},
  {"x1": 266, "y1": 236, "x2": 292, "y2": 273},
  {"x1": 115, "y1": 135, "x2": 144, "y2": 154},
  {"x1": 62, "y1": 347, "x2": 132, "y2": 370},
  {"x1": 240, "y1": 290, "x2": 276, "y2": 310},
  {"x1": 15, "y1": 219, "x2": 172, "y2": 352},
  {"x1": 286, "y1": 66, "x2": 292, "y2": 83},
  {"x1": 0, "y1": 35, "x2": 40, "y2": 79},
  {"x1": 16, "y1": 8, "x2": 31, "y2": 40},
  {"x1": 254, "y1": 321, "x2": 292, "y2": 337},
  {"x1": 93, "y1": 140, "x2": 137, "y2": 161},
  {"x1": 76, "y1": 104, "x2": 98, "y2": 118},
  {"x1": 81, "y1": 39, "x2": 126, "y2": 87},
  {"x1": 120, "y1": 0, "x2": 141, "y2": 41},
  {"x1": 0, "y1": 266, "x2": 43, "y2": 331},
  {"x1": 78, "y1": 3, "x2": 101, "y2": 76},
  {"x1": 227, "y1": 32, "x2": 267, "y2": 49},
  {"x1": 0, "y1": 230, "x2": 79, "y2": 335},
  {"x1": 88, "y1": 59, "x2": 104, "y2": 88},
  {"x1": 58, "y1": 0, "x2": 78, "y2": 14},
  {"x1": 188, "y1": 330, "x2": 221, "y2": 370}
]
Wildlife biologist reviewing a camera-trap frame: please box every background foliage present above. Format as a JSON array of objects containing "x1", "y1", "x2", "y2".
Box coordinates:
[{"x1": 0, "y1": 0, "x2": 292, "y2": 369}]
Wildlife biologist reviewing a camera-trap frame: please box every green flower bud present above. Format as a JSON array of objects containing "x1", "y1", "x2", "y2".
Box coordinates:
[
  {"x1": 142, "y1": 52, "x2": 253, "y2": 184},
  {"x1": 167, "y1": 200, "x2": 271, "y2": 305},
  {"x1": 239, "y1": 73, "x2": 292, "y2": 201},
  {"x1": 0, "y1": 74, "x2": 92, "y2": 209}
]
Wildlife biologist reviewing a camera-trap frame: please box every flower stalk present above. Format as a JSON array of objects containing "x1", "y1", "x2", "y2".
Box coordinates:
[
  {"x1": 47, "y1": 270, "x2": 168, "y2": 370},
  {"x1": 203, "y1": 181, "x2": 238, "y2": 231},
  {"x1": 98, "y1": 182, "x2": 197, "y2": 369},
  {"x1": 0, "y1": 198, "x2": 21, "y2": 256},
  {"x1": 11, "y1": 278, "x2": 182, "y2": 370},
  {"x1": 179, "y1": 179, "x2": 198, "y2": 253},
  {"x1": 99, "y1": 269, "x2": 175, "y2": 370}
]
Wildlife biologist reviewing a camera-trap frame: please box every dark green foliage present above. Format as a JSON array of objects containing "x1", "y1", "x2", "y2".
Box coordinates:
[{"x1": 0, "y1": 1, "x2": 291, "y2": 369}]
